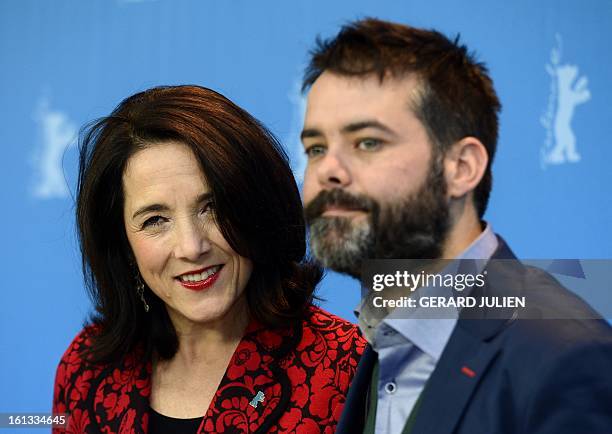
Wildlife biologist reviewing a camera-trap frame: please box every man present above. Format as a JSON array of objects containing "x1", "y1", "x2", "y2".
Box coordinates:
[{"x1": 300, "y1": 19, "x2": 612, "y2": 434}]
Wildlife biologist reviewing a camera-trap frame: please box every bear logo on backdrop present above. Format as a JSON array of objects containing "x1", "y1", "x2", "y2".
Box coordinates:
[
  {"x1": 541, "y1": 33, "x2": 591, "y2": 168},
  {"x1": 31, "y1": 97, "x2": 77, "y2": 199}
]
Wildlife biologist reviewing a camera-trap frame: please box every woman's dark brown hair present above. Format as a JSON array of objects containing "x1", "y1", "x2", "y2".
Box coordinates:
[{"x1": 77, "y1": 85, "x2": 322, "y2": 363}]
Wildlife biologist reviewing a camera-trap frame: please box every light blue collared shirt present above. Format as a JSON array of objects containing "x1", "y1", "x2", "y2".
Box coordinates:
[{"x1": 356, "y1": 224, "x2": 499, "y2": 434}]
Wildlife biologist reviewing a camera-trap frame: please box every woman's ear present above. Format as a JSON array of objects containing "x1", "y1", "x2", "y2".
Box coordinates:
[{"x1": 443, "y1": 137, "x2": 489, "y2": 200}]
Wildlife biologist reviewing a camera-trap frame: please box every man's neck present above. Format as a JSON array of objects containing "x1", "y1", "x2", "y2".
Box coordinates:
[{"x1": 441, "y1": 204, "x2": 484, "y2": 259}]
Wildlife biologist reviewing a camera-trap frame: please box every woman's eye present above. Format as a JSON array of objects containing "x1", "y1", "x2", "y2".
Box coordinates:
[
  {"x1": 357, "y1": 138, "x2": 382, "y2": 151},
  {"x1": 304, "y1": 145, "x2": 326, "y2": 158},
  {"x1": 200, "y1": 201, "x2": 214, "y2": 215},
  {"x1": 142, "y1": 216, "x2": 166, "y2": 229}
]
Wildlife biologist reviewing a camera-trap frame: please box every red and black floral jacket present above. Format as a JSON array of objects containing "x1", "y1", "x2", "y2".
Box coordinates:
[{"x1": 53, "y1": 306, "x2": 365, "y2": 433}]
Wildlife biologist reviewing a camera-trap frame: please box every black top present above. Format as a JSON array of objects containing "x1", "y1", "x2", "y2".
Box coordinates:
[{"x1": 148, "y1": 407, "x2": 204, "y2": 434}]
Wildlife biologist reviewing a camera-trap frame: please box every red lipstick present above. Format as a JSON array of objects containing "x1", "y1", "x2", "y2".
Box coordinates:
[{"x1": 177, "y1": 265, "x2": 222, "y2": 292}]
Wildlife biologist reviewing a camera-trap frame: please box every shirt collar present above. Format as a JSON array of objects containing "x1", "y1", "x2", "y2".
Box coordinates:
[{"x1": 457, "y1": 222, "x2": 499, "y2": 263}]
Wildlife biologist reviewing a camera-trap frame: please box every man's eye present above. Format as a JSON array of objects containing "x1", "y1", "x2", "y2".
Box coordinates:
[
  {"x1": 304, "y1": 145, "x2": 326, "y2": 158},
  {"x1": 357, "y1": 138, "x2": 382, "y2": 151},
  {"x1": 142, "y1": 216, "x2": 167, "y2": 229}
]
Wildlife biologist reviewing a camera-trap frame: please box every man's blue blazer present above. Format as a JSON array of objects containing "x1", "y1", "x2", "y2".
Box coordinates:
[{"x1": 336, "y1": 237, "x2": 612, "y2": 433}]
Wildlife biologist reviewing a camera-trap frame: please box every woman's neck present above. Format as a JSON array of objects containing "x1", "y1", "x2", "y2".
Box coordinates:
[
  {"x1": 150, "y1": 298, "x2": 250, "y2": 418},
  {"x1": 166, "y1": 296, "x2": 250, "y2": 367}
]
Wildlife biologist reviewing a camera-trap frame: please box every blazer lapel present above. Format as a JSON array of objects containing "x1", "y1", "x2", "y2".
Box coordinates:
[
  {"x1": 411, "y1": 324, "x2": 502, "y2": 434},
  {"x1": 335, "y1": 344, "x2": 376, "y2": 434},
  {"x1": 412, "y1": 237, "x2": 523, "y2": 434},
  {"x1": 199, "y1": 321, "x2": 294, "y2": 434}
]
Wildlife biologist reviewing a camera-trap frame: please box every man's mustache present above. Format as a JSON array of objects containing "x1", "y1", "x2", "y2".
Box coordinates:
[{"x1": 304, "y1": 189, "x2": 378, "y2": 223}]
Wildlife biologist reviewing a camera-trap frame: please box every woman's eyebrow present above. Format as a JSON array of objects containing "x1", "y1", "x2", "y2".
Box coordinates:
[
  {"x1": 195, "y1": 192, "x2": 213, "y2": 204},
  {"x1": 132, "y1": 203, "x2": 169, "y2": 220},
  {"x1": 131, "y1": 192, "x2": 213, "y2": 220}
]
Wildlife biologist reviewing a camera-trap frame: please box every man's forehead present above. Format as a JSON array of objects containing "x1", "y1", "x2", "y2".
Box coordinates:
[{"x1": 303, "y1": 72, "x2": 423, "y2": 131}]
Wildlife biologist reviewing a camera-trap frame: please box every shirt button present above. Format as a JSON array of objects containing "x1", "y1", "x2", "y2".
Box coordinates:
[{"x1": 384, "y1": 381, "x2": 397, "y2": 394}]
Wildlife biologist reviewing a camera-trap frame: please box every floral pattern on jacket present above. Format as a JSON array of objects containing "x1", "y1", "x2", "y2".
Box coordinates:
[{"x1": 53, "y1": 306, "x2": 365, "y2": 433}]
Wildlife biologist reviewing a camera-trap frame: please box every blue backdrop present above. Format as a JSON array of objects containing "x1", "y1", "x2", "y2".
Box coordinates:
[{"x1": 1, "y1": 0, "x2": 611, "y2": 423}]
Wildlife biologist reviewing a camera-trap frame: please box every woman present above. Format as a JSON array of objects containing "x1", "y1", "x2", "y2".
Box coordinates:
[{"x1": 53, "y1": 85, "x2": 365, "y2": 433}]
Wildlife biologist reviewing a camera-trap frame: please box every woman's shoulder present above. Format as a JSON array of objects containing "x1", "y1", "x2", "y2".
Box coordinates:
[
  {"x1": 304, "y1": 304, "x2": 358, "y2": 329},
  {"x1": 54, "y1": 326, "x2": 151, "y2": 431},
  {"x1": 277, "y1": 304, "x2": 365, "y2": 418},
  {"x1": 304, "y1": 304, "x2": 355, "y2": 326},
  {"x1": 53, "y1": 325, "x2": 104, "y2": 413},
  {"x1": 58, "y1": 325, "x2": 99, "y2": 365},
  {"x1": 300, "y1": 304, "x2": 367, "y2": 352},
  {"x1": 55, "y1": 325, "x2": 103, "y2": 384}
]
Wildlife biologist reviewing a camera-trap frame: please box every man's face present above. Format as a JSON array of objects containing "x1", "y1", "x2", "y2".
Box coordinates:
[{"x1": 302, "y1": 72, "x2": 450, "y2": 277}]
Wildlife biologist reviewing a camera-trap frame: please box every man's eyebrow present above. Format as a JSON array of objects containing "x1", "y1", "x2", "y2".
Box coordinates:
[
  {"x1": 341, "y1": 120, "x2": 397, "y2": 137},
  {"x1": 300, "y1": 120, "x2": 398, "y2": 142},
  {"x1": 300, "y1": 128, "x2": 323, "y2": 141},
  {"x1": 131, "y1": 192, "x2": 213, "y2": 220}
]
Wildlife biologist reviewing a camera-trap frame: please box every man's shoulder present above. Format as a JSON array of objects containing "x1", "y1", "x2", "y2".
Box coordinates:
[
  {"x1": 520, "y1": 263, "x2": 605, "y2": 319},
  {"x1": 501, "y1": 315, "x2": 612, "y2": 361},
  {"x1": 488, "y1": 235, "x2": 607, "y2": 321},
  {"x1": 486, "y1": 256, "x2": 612, "y2": 372},
  {"x1": 497, "y1": 268, "x2": 609, "y2": 342},
  {"x1": 474, "y1": 236, "x2": 612, "y2": 369}
]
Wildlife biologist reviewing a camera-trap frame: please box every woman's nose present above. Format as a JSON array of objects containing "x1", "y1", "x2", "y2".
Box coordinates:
[{"x1": 173, "y1": 218, "x2": 211, "y2": 261}]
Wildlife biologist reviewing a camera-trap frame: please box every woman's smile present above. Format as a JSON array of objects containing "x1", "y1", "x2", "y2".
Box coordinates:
[{"x1": 176, "y1": 264, "x2": 224, "y2": 291}]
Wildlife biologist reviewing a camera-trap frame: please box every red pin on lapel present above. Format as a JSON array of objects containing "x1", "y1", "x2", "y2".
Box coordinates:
[{"x1": 461, "y1": 365, "x2": 476, "y2": 378}]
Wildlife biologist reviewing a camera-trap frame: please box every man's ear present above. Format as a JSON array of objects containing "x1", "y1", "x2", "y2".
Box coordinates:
[{"x1": 443, "y1": 137, "x2": 488, "y2": 199}]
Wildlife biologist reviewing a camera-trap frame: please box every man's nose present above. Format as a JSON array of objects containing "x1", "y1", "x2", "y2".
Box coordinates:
[
  {"x1": 173, "y1": 218, "x2": 212, "y2": 261},
  {"x1": 317, "y1": 151, "x2": 352, "y2": 189}
]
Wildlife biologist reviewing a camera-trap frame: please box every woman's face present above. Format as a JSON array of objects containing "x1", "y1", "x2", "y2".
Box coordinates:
[{"x1": 123, "y1": 141, "x2": 253, "y2": 331}]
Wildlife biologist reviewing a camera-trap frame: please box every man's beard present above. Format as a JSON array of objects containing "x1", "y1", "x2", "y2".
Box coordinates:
[{"x1": 304, "y1": 156, "x2": 450, "y2": 278}]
